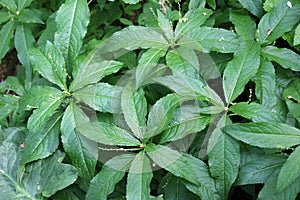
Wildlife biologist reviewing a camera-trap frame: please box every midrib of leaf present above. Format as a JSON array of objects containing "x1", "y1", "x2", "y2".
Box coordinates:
[
  {"x1": 70, "y1": 105, "x2": 90, "y2": 177},
  {"x1": 252, "y1": 163, "x2": 284, "y2": 175},
  {"x1": 166, "y1": 116, "x2": 208, "y2": 130},
  {"x1": 73, "y1": 92, "x2": 120, "y2": 100},
  {"x1": 226, "y1": 47, "x2": 248, "y2": 104},
  {"x1": 65, "y1": 0, "x2": 78, "y2": 61},
  {"x1": 261, "y1": 6, "x2": 289, "y2": 43},
  {"x1": 0, "y1": 21, "x2": 15, "y2": 57},
  {"x1": 29, "y1": 113, "x2": 63, "y2": 158},
  {"x1": 100, "y1": 158, "x2": 133, "y2": 191}
]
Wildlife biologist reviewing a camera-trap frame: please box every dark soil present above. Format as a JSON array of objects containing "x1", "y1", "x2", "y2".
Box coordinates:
[{"x1": 0, "y1": 49, "x2": 19, "y2": 82}]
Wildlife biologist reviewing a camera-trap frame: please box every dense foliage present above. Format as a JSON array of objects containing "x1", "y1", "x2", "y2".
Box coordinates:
[{"x1": 0, "y1": 0, "x2": 300, "y2": 199}]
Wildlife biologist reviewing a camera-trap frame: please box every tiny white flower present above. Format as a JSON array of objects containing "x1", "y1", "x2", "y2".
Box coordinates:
[{"x1": 287, "y1": 1, "x2": 292, "y2": 8}]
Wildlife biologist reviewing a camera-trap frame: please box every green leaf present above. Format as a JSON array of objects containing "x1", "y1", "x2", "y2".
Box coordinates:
[
  {"x1": 223, "y1": 122, "x2": 300, "y2": 148},
  {"x1": 223, "y1": 40, "x2": 261, "y2": 104},
  {"x1": 175, "y1": 8, "x2": 213, "y2": 40},
  {"x1": 60, "y1": 102, "x2": 97, "y2": 181},
  {"x1": 70, "y1": 52, "x2": 123, "y2": 91},
  {"x1": 14, "y1": 24, "x2": 35, "y2": 67},
  {"x1": 18, "y1": 9, "x2": 44, "y2": 24},
  {"x1": 16, "y1": 0, "x2": 33, "y2": 10},
  {"x1": 103, "y1": 26, "x2": 169, "y2": 52},
  {"x1": 19, "y1": 86, "x2": 62, "y2": 111},
  {"x1": 136, "y1": 48, "x2": 167, "y2": 87},
  {"x1": 0, "y1": 95, "x2": 19, "y2": 122},
  {"x1": 258, "y1": 169, "x2": 300, "y2": 200},
  {"x1": 146, "y1": 144, "x2": 218, "y2": 200},
  {"x1": 121, "y1": 85, "x2": 147, "y2": 138},
  {"x1": 146, "y1": 94, "x2": 180, "y2": 138},
  {"x1": 21, "y1": 112, "x2": 63, "y2": 165},
  {"x1": 27, "y1": 92, "x2": 64, "y2": 132},
  {"x1": 28, "y1": 42, "x2": 67, "y2": 90},
  {"x1": 122, "y1": 0, "x2": 141, "y2": 4},
  {"x1": 0, "y1": 0, "x2": 17, "y2": 12},
  {"x1": 155, "y1": 74, "x2": 224, "y2": 107},
  {"x1": 230, "y1": 102, "x2": 280, "y2": 122},
  {"x1": 0, "y1": 21, "x2": 15, "y2": 63},
  {"x1": 277, "y1": 145, "x2": 300, "y2": 192},
  {"x1": 126, "y1": 152, "x2": 153, "y2": 200},
  {"x1": 178, "y1": 26, "x2": 239, "y2": 53},
  {"x1": 237, "y1": 0, "x2": 263, "y2": 17},
  {"x1": 0, "y1": 12, "x2": 12, "y2": 26},
  {"x1": 86, "y1": 154, "x2": 135, "y2": 200},
  {"x1": 294, "y1": 23, "x2": 300, "y2": 46},
  {"x1": 261, "y1": 46, "x2": 300, "y2": 71},
  {"x1": 208, "y1": 116, "x2": 240, "y2": 200},
  {"x1": 22, "y1": 151, "x2": 78, "y2": 197},
  {"x1": 263, "y1": 0, "x2": 278, "y2": 12},
  {"x1": 72, "y1": 82, "x2": 121, "y2": 113},
  {"x1": 77, "y1": 121, "x2": 140, "y2": 146},
  {"x1": 253, "y1": 58, "x2": 277, "y2": 109},
  {"x1": 159, "y1": 105, "x2": 211, "y2": 143},
  {"x1": 235, "y1": 154, "x2": 286, "y2": 185},
  {"x1": 229, "y1": 11, "x2": 256, "y2": 41},
  {"x1": 37, "y1": 13, "x2": 56, "y2": 46},
  {"x1": 0, "y1": 128, "x2": 31, "y2": 199},
  {"x1": 166, "y1": 47, "x2": 202, "y2": 80},
  {"x1": 162, "y1": 174, "x2": 197, "y2": 200},
  {"x1": 257, "y1": 0, "x2": 300, "y2": 45},
  {"x1": 284, "y1": 80, "x2": 300, "y2": 123},
  {"x1": 54, "y1": 0, "x2": 90, "y2": 67}
]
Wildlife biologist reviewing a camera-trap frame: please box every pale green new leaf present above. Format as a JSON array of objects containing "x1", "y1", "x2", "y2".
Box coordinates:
[
  {"x1": 294, "y1": 24, "x2": 300, "y2": 46},
  {"x1": 178, "y1": 26, "x2": 240, "y2": 53},
  {"x1": 155, "y1": 73, "x2": 224, "y2": 107},
  {"x1": 230, "y1": 11, "x2": 256, "y2": 41},
  {"x1": 61, "y1": 102, "x2": 97, "y2": 181},
  {"x1": 27, "y1": 93, "x2": 64, "y2": 132},
  {"x1": 0, "y1": 21, "x2": 15, "y2": 63},
  {"x1": 159, "y1": 105, "x2": 211, "y2": 143},
  {"x1": 146, "y1": 94, "x2": 180, "y2": 138},
  {"x1": 121, "y1": 85, "x2": 147, "y2": 138},
  {"x1": 0, "y1": 12, "x2": 12, "y2": 25},
  {"x1": 157, "y1": 10, "x2": 173, "y2": 43},
  {"x1": 146, "y1": 144, "x2": 218, "y2": 200},
  {"x1": 230, "y1": 102, "x2": 280, "y2": 122},
  {"x1": 14, "y1": 24, "x2": 35, "y2": 67},
  {"x1": 263, "y1": 0, "x2": 278, "y2": 12},
  {"x1": 277, "y1": 146, "x2": 300, "y2": 192},
  {"x1": 238, "y1": 0, "x2": 263, "y2": 17},
  {"x1": 175, "y1": 8, "x2": 213, "y2": 40},
  {"x1": 77, "y1": 121, "x2": 140, "y2": 146},
  {"x1": 284, "y1": 80, "x2": 300, "y2": 123},
  {"x1": 223, "y1": 40, "x2": 260, "y2": 104},
  {"x1": 261, "y1": 46, "x2": 300, "y2": 71},
  {"x1": 22, "y1": 151, "x2": 78, "y2": 198},
  {"x1": 258, "y1": 169, "x2": 300, "y2": 200},
  {"x1": 235, "y1": 154, "x2": 286, "y2": 185},
  {"x1": 19, "y1": 86, "x2": 62, "y2": 111},
  {"x1": 21, "y1": 112, "x2": 63, "y2": 165},
  {"x1": 28, "y1": 42, "x2": 67, "y2": 90},
  {"x1": 54, "y1": 0, "x2": 89, "y2": 67},
  {"x1": 257, "y1": 0, "x2": 300, "y2": 45},
  {"x1": 126, "y1": 152, "x2": 153, "y2": 200},
  {"x1": 70, "y1": 59, "x2": 123, "y2": 91},
  {"x1": 253, "y1": 58, "x2": 277, "y2": 109},
  {"x1": 103, "y1": 26, "x2": 169, "y2": 52},
  {"x1": 223, "y1": 122, "x2": 300, "y2": 148},
  {"x1": 208, "y1": 116, "x2": 240, "y2": 200},
  {"x1": 86, "y1": 154, "x2": 135, "y2": 200},
  {"x1": 72, "y1": 82, "x2": 121, "y2": 113}
]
